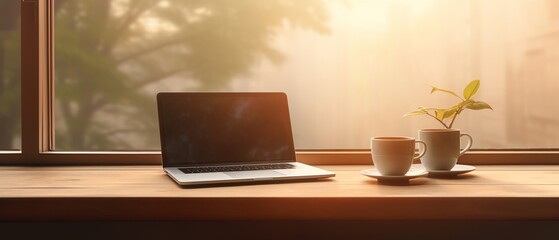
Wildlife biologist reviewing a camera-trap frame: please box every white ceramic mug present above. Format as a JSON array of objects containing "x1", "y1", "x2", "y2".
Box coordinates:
[
  {"x1": 371, "y1": 136, "x2": 427, "y2": 176},
  {"x1": 418, "y1": 129, "x2": 473, "y2": 171}
]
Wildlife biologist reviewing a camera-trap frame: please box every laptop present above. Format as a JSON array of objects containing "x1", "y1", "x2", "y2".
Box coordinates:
[{"x1": 157, "y1": 92, "x2": 335, "y2": 186}]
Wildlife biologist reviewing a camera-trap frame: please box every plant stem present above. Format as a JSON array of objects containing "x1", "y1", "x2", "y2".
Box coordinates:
[
  {"x1": 448, "y1": 108, "x2": 462, "y2": 129},
  {"x1": 426, "y1": 112, "x2": 449, "y2": 129}
]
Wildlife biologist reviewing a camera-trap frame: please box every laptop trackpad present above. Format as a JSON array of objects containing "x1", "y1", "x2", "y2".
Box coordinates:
[{"x1": 225, "y1": 170, "x2": 285, "y2": 179}]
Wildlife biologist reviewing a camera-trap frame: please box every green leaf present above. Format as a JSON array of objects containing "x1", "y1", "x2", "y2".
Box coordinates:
[
  {"x1": 403, "y1": 108, "x2": 428, "y2": 117},
  {"x1": 465, "y1": 100, "x2": 493, "y2": 110},
  {"x1": 443, "y1": 107, "x2": 458, "y2": 119},
  {"x1": 457, "y1": 99, "x2": 474, "y2": 108},
  {"x1": 435, "y1": 109, "x2": 446, "y2": 120},
  {"x1": 430, "y1": 85, "x2": 463, "y2": 100},
  {"x1": 463, "y1": 80, "x2": 480, "y2": 99},
  {"x1": 403, "y1": 111, "x2": 426, "y2": 117},
  {"x1": 418, "y1": 107, "x2": 439, "y2": 111}
]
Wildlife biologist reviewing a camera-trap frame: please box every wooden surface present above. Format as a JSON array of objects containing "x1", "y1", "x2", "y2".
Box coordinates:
[{"x1": 1, "y1": 165, "x2": 558, "y2": 221}]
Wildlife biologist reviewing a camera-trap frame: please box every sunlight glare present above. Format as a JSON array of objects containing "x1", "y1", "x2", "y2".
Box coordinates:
[
  {"x1": 337, "y1": 0, "x2": 435, "y2": 31},
  {"x1": 158, "y1": 0, "x2": 170, "y2": 8}
]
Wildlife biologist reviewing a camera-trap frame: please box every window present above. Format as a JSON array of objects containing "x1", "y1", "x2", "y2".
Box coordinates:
[
  {"x1": 2, "y1": 0, "x2": 559, "y2": 164},
  {"x1": 0, "y1": 0, "x2": 21, "y2": 151},
  {"x1": 51, "y1": 0, "x2": 559, "y2": 151}
]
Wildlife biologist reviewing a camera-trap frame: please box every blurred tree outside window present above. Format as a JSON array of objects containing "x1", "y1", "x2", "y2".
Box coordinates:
[
  {"x1": 54, "y1": 0, "x2": 330, "y2": 150},
  {"x1": 52, "y1": 0, "x2": 559, "y2": 151},
  {"x1": 0, "y1": 0, "x2": 21, "y2": 150}
]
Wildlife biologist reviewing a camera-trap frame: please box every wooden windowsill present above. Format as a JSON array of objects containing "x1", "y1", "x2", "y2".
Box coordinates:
[{"x1": 1, "y1": 165, "x2": 558, "y2": 221}]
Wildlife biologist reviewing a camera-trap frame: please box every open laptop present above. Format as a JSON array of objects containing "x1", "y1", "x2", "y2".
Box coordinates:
[{"x1": 157, "y1": 92, "x2": 335, "y2": 186}]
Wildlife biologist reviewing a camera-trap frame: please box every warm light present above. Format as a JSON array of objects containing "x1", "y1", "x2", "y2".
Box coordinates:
[
  {"x1": 333, "y1": 0, "x2": 435, "y2": 31},
  {"x1": 137, "y1": 15, "x2": 178, "y2": 34},
  {"x1": 158, "y1": 0, "x2": 170, "y2": 8}
]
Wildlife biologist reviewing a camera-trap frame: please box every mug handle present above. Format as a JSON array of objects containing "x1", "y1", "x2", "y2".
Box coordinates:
[
  {"x1": 414, "y1": 140, "x2": 427, "y2": 160},
  {"x1": 459, "y1": 133, "x2": 473, "y2": 156}
]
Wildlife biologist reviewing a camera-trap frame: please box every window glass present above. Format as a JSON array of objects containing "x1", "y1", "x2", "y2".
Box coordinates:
[
  {"x1": 0, "y1": 0, "x2": 21, "y2": 150},
  {"x1": 54, "y1": 0, "x2": 559, "y2": 150}
]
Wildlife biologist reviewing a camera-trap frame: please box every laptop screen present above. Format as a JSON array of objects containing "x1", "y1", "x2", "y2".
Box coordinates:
[{"x1": 157, "y1": 92, "x2": 296, "y2": 167}]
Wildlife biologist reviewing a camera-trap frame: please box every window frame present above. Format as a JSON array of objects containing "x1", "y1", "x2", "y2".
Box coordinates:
[{"x1": 1, "y1": 0, "x2": 558, "y2": 165}]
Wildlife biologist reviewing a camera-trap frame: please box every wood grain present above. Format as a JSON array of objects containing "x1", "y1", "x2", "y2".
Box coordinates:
[{"x1": 1, "y1": 165, "x2": 558, "y2": 221}]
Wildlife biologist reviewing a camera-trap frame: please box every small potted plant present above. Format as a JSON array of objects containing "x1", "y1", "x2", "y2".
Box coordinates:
[{"x1": 404, "y1": 80, "x2": 492, "y2": 171}]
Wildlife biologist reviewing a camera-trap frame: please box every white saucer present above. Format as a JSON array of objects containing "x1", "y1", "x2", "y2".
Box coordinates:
[
  {"x1": 425, "y1": 164, "x2": 476, "y2": 177},
  {"x1": 361, "y1": 165, "x2": 428, "y2": 182}
]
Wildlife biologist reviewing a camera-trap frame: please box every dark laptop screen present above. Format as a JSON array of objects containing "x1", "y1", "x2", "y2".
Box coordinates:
[{"x1": 157, "y1": 92, "x2": 296, "y2": 167}]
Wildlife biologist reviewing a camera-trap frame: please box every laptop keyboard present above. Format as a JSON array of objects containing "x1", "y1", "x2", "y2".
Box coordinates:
[{"x1": 179, "y1": 163, "x2": 295, "y2": 174}]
